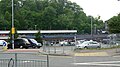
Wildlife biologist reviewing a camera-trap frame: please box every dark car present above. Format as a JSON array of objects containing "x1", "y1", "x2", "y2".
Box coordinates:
[
  {"x1": 8, "y1": 38, "x2": 31, "y2": 49},
  {"x1": 27, "y1": 39, "x2": 42, "y2": 48}
]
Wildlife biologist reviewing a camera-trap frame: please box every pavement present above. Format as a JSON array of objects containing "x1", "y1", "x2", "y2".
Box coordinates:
[
  {"x1": 74, "y1": 52, "x2": 108, "y2": 56},
  {"x1": 6, "y1": 49, "x2": 72, "y2": 56},
  {"x1": 74, "y1": 48, "x2": 120, "y2": 56},
  {"x1": 5, "y1": 49, "x2": 40, "y2": 53}
]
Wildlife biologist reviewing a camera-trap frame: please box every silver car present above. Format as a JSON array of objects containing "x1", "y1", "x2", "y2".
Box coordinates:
[{"x1": 76, "y1": 40, "x2": 101, "y2": 49}]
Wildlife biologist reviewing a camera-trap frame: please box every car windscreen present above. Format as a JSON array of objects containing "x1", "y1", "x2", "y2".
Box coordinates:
[
  {"x1": 30, "y1": 39, "x2": 38, "y2": 44},
  {"x1": 80, "y1": 41, "x2": 85, "y2": 44},
  {"x1": 81, "y1": 41, "x2": 89, "y2": 45},
  {"x1": 23, "y1": 39, "x2": 30, "y2": 44}
]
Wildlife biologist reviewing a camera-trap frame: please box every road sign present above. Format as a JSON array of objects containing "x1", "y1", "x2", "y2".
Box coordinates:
[
  {"x1": 3, "y1": 42, "x2": 7, "y2": 46},
  {"x1": 2, "y1": 41, "x2": 7, "y2": 51},
  {"x1": 12, "y1": 27, "x2": 15, "y2": 34}
]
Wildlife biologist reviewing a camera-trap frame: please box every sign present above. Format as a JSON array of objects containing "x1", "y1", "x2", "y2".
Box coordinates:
[
  {"x1": 11, "y1": 27, "x2": 15, "y2": 34},
  {"x1": 3, "y1": 42, "x2": 7, "y2": 46},
  {"x1": 2, "y1": 41, "x2": 7, "y2": 51}
]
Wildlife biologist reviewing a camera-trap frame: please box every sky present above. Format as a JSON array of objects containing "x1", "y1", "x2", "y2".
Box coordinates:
[{"x1": 69, "y1": 0, "x2": 120, "y2": 21}]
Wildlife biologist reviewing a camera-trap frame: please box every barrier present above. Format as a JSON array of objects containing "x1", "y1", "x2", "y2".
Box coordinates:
[{"x1": 0, "y1": 53, "x2": 49, "y2": 67}]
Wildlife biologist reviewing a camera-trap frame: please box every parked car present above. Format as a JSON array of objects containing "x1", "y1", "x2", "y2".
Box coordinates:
[
  {"x1": 59, "y1": 41, "x2": 69, "y2": 46},
  {"x1": 8, "y1": 38, "x2": 31, "y2": 49},
  {"x1": 70, "y1": 41, "x2": 75, "y2": 46},
  {"x1": 76, "y1": 40, "x2": 101, "y2": 49},
  {"x1": 76, "y1": 40, "x2": 85, "y2": 48},
  {"x1": 0, "y1": 40, "x2": 8, "y2": 46},
  {"x1": 27, "y1": 39, "x2": 42, "y2": 48}
]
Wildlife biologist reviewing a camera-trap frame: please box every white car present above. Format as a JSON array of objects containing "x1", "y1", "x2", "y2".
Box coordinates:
[
  {"x1": 76, "y1": 40, "x2": 101, "y2": 49},
  {"x1": 76, "y1": 40, "x2": 85, "y2": 48},
  {"x1": 59, "y1": 41, "x2": 68, "y2": 46}
]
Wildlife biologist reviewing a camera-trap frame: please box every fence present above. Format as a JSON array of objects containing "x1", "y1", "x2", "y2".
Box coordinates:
[
  {"x1": 0, "y1": 53, "x2": 49, "y2": 67},
  {"x1": 41, "y1": 45, "x2": 75, "y2": 55}
]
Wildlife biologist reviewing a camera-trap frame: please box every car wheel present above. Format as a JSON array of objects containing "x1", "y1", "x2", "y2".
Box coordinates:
[
  {"x1": 37, "y1": 46, "x2": 40, "y2": 48},
  {"x1": 25, "y1": 46, "x2": 29, "y2": 49},
  {"x1": 32, "y1": 46, "x2": 36, "y2": 48},
  {"x1": 97, "y1": 46, "x2": 100, "y2": 49},
  {"x1": 8, "y1": 46, "x2": 12, "y2": 49},
  {"x1": 20, "y1": 46, "x2": 23, "y2": 49},
  {"x1": 84, "y1": 46, "x2": 88, "y2": 49}
]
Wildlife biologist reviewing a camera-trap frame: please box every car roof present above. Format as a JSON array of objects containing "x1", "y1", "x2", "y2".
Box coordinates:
[{"x1": 82, "y1": 40, "x2": 97, "y2": 43}]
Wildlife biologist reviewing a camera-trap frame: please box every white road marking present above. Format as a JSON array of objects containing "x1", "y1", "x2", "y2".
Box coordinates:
[
  {"x1": 73, "y1": 61, "x2": 120, "y2": 66},
  {"x1": 22, "y1": 61, "x2": 32, "y2": 63},
  {"x1": 113, "y1": 56, "x2": 120, "y2": 57},
  {"x1": 90, "y1": 61, "x2": 120, "y2": 63},
  {"x1": 74, "y1": 63, "x2": 120, "y2": 66}
]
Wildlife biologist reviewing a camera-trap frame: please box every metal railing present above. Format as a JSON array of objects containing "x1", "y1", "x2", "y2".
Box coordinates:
[
  {"x1": 0, "y1": 53, "x2": 49, "y2": 67},
  {"x1": 41, "y1": 45, "x2": 75, "y2": 55}
]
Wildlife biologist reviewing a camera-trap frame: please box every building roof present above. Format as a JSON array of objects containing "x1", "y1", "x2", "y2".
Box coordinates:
[{"x1": 0, "y1": 30, "x2": 77, "y2": 34}]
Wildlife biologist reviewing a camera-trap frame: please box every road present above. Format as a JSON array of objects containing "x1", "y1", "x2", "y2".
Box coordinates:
[
  {"x1": 0, "y1": 46, "x2": 120, "y2": 67},
  {"x1": 49, "y1": 54, "x2": 120, "y2": 67},
  {"x1": 1, "y1": 55, "x2": 120, "y2": 67},
  {"x1": 72, "y1": 56, "x2": 120, "y2": 67}
]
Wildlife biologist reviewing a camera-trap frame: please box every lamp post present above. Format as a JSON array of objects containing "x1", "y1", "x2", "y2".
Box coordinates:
[
  {"x1": 94, "y1": 24, "x2": 96, "y2": 34},
  {"x1": 35, "y1": 25, "x2": 37, "y2": 30},
  {"x1": 91, "y1": 16, "x2": 93, "y2": 39},
  {"x1": 12, "y1": 0, "x2": 14, "y2": 49}
]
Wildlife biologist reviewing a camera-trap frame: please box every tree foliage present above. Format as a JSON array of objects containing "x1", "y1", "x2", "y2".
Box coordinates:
[
  {"x1": 0, "y1": 0, "x2": 104, "y2": 34},
  {"x1": 35, "y1": 30, "x2": 42, "y2": 43},
  {"x1": 107, "y1": 14, "x2": 120, "y2": 33}
]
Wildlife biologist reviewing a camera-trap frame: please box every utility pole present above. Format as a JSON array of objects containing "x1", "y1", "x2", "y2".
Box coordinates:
[
  {"x1": 12, "y1": 0, "x2": 15, "y2": 49},
  {"x1": 91, "y1": 16, "x2": 93, "y2": 39}
]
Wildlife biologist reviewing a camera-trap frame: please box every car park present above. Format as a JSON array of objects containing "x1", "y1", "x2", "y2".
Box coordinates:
[
  {"x1": 70, "y1": 41, "x2": 75, "y2": 46},
  {"x1": 27, "y1": 38, "x2": 42, "y2": 48},
  {"x1": 8, "y1": 38, "x2": 31, "y2": 49},
  {"x1": 59, "y1": 41, "x2": 69, "y2": 46},
  {"x1": 76, "y1": 40, "x2": 101, "y2": 49}
]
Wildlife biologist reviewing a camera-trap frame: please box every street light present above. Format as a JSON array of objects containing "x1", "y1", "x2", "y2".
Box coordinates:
[
  {"x1": 94, "y1": 24, "x2": 96, "y2": 34},
  {"x1": 35, "y1": 25, "x2": 37, "y2": 30},
  {"x1": 91, "y1": 16, "x2": 93, "y2": 39},
  {"x1": 12, "y1": 0, "x2": 15, "y2": 49}
]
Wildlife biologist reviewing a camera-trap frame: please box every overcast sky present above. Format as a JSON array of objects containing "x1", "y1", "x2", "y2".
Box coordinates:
[{"x1": 69, "y1": 0, "x2": 120, "y2": 21}]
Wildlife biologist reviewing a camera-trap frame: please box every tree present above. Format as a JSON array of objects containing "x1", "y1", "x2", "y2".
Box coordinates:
[
  {"x1": 107, "y1": 14, "x2": 120, "y2": 33},
  {"x1": 0, "y1": 0, "x2": 104, "y2": 34},
  {"x1": 35, "y1": 30, "x2": 42, "y2": 44}
]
